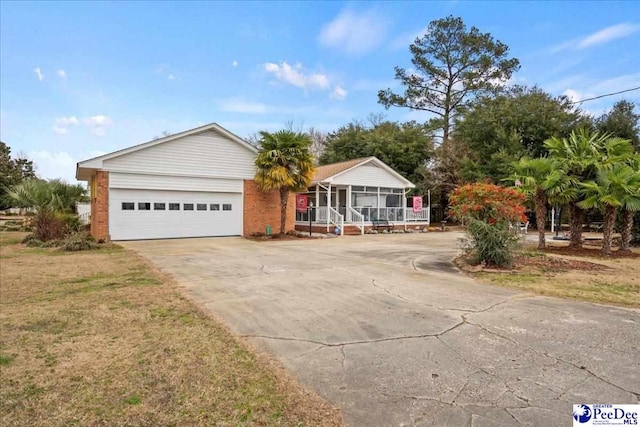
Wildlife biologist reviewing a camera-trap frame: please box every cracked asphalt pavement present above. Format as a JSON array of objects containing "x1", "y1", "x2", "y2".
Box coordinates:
[{"x1": 123, "y1": 233, "x2": 640, "y2": 426}]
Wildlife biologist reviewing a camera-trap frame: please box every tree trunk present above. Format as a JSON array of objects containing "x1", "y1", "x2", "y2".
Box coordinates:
[
  {"x1": 620, "y1": 209, "x2": 634, "y2": 252},
  {"x1": 535, "y1": 188, "x2": 547, "y2": 250},
  {"x1": 279, "y1": 188, "x2": 289, "y2": 235},
  {"x1": 569, "y1": 202, "x2": 584, "y2": 249},
  {"x1": 601, "y1": 205, "x2": 617, "y2": 256}
]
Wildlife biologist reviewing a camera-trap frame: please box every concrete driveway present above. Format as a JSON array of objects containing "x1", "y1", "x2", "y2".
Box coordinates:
[{"x1": 123, "y1": 233, "x2": 640, "y2": 426}]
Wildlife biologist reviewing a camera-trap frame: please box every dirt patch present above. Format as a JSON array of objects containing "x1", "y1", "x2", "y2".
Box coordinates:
[
  {"x1": 515, "y1": 253, "x2": 610, "y2": 272},
  {"x1": 466, "y1": 245, "x2": 640, "y2": 307},
  {"x1": 0, "y1": 231, "x2": 342, "y2": 426},
  {"x1": 544, "y1": 246, "x2": 640, "y2": 259}
]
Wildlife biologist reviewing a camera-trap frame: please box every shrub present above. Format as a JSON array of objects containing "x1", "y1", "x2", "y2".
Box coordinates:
[
  {"x1": 59, "y1": 232, "x2": 99, "y2": 251},
  {"x1": 449, "y1": 183, "x2": 527, "y2": 267},
  {"x1": 449, "y1": 183, "x2": 527, "y2": 224},
  {"x1": 461, "y1": 219, "x2": 521, "y2": 267},
  {"x1": 57, "y1": 213, "x2": 83, "y2": 234},
  {"x1": 22, "y1": 234, "x2": 43, "y2": 247}
]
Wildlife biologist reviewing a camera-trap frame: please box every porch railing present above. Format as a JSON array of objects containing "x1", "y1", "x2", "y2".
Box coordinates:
[
  {"x1": 346, "y1": 207, "x2": 365, "y2": 235},
  {"x1": 328, "y1": 207, "x2": 344, "y2": 236},
  {"x1": 405, "y1": 207, "x2": 429, "y2": 222},
  {"x1": 79, "y1": 212, "x2": 91, "y2": 224}
]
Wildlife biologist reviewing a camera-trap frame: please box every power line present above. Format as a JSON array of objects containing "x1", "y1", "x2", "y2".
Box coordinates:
[{"x1": 569, "y1": 86, "x2": 640, "y2": 105}]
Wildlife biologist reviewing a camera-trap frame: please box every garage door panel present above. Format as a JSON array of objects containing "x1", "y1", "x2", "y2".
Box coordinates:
[{"x1": 109, "y1": 189, "x2": 242, "y2": 240}]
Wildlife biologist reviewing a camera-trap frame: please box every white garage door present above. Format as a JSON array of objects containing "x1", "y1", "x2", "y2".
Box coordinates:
[{"x1": 109, "y1": 189, "x2": 243, "y2": 240}]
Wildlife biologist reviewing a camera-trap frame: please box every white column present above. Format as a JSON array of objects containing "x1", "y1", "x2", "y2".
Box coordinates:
[
  {"x1": 327, "y1": 182, "x2": 332, "y2": 231},
  {"x1": 346, "y1": 186, "x2": 352, "y2": 222},
  {"x1": 402, "y1": 188, "x2": 407, "y2": 230},
  {"x1": 427, "y1": 190, "x2": 431, "y2": 225}
]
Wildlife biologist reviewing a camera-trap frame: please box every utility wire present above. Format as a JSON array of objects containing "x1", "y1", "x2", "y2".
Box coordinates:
[{"x1": 569, "y1": 86, "x2": 640, "y2": 104}]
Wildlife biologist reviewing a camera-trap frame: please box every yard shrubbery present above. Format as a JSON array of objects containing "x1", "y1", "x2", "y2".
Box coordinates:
[
  {"x1": 449, "y1": 183, "x2": 527, "y2": 267},
  {"x1": 6, "y1": 179, "x2": 92, "y2": 250}
]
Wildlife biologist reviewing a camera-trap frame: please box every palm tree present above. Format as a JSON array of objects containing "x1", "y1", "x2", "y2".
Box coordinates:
[
  {"x1": 620, "y1": 154, "x2": 640, "y2": 251},
  {"x1": 7, "y1": 179, "x2": 64, "y2": 241},
  {"x1": 6, "y1": 179, "x2": 88, "y2": 241},
  {"x1": 509, "y1": 157, "x2": 558, "y2": 249},
  {"x1": 255, "y1": 130, "x2": 314, "y2": 235},
  {"x1": 544, "y1": 129, "x2": 632, "y2": 249},
  {"x1": 578, "y1": 164, "x2": 640, "y2": 255},
  {"x1": 49, "y1": 179, "x2": 89, "y2": 213}
]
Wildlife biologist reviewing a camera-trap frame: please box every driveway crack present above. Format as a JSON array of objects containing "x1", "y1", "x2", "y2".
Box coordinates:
[
  {"x1": 241, "y1": 320, "x2": 467, "y2": 349},
  {"x1": 463, "y1": 320, "x2": 640, "y2": 400},
  {"x1": 371, "y1": 279, "x2": 412, "y2": 304}
]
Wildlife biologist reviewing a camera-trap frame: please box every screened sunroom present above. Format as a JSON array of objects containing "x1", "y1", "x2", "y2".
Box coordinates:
[{"x1": 295, "y1": 157, "x2": 430, "y2": 234}]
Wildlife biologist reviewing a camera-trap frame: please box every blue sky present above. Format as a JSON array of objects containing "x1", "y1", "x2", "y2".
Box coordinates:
[{"x1": 1, "y1": 1, "x2": 639, "y2": 183}]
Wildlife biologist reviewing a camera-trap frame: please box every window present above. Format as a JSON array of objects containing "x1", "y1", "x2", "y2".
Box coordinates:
[
  {"x1": 197, "y1": 203, "x2": 207, "y2": 211},
  {"x1": 122, "y1": 202, "x2": 135, "y2": 210},
  {"x1": 222, "y1": 204, "x2": 232, "y2": 211},
  {"x1": 169, "y1": 203, "x2": 180, "y2": 211},
  {"x1": 138, "y1": 202, "x2": 151, "y2": 211},
  {"x1": 352, "y1": 186, "x2": 365, "y2": 191},
  {"x1": 210, "y1": 204, "x2": 220, "y2": 211},
  {"x1": 183, "y1": 203, "x2": 194, "y2": 211},
  {"x1": 154, "y1": 203, "x2": 166, "y2": 210}
]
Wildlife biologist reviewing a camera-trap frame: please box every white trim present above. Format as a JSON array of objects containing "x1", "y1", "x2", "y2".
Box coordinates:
[
  {"x1": 102, "y1": 168, "x2": 249, "y2": 181},
  {"x1": 76, "y1": 122, "x2": 257, "y2": 179},
  {"x1": 317, "y1": 157, "x2": 415, "y2": 188}
]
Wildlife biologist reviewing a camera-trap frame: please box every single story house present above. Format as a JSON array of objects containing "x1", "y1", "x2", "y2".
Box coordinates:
[
  {"x1": 76, "y1": 122, "x2": 295, "y2": 241},
  {"x1": 295, "y1": 157, "x2": 430, "y2": 235}
]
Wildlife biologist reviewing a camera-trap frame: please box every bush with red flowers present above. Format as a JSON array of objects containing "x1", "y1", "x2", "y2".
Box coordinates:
[
  {"x1": 448, "y1": 183, "x2": 527, "y2": 267},
  {"x1": 448, "y1": 183, "x2": 527, "y2": 225}
]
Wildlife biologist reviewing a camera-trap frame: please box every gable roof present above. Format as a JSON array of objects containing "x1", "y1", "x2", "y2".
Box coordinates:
[
  {"x1": 76, "y1": 122, "x2": 257, "y2": 179},
  {"x1": 312, "y1": 156, "x2": 414, "y2": 188}
]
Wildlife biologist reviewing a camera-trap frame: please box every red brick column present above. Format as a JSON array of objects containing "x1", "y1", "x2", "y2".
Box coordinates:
[
  {"x1": 90, "y1": 171, "x2": 109, "y2": 241},
  {"x1": 243, "y1": 180, "x2": 295, "y2": 236}
]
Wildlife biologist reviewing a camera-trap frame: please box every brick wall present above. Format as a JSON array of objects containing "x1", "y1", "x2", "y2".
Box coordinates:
[
  {"x1": 90, "y1": 171, "x2": 110, "y2": 241},
  {"x1": 243, "y1": 180, "x2": 295, "y2": 236}
]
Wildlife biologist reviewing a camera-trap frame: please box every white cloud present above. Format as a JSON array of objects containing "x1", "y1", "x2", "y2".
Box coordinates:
[
  {"x1": 27, "y1": 150, "x2": 78, "y2": 182},
  {"x1": 84, "y1": 114, "x2": 114, "y2": 137},
  {"x1": 331, "y1": 85, "x2": 347, "y2": 100},
  {"x1": 550, "y1": 22, "x2": 640, "y2": 53},
  {"x1": 263, "y1": 61, "x2": 330, "y2": 90},
  {"x1": 51, "y1": 116, "x2": 79, "y2": 135},
  {"x1": 232, "y1": 60, "x2": 238, "y2": 67},
  {"x1": 550, "y1": 73, "x2": 640, "y2": 102},
  {"x1": 84, "y1": 115, "x2": 114, "y2": 127},
  {"x1": 562, "y1": 89, "x2": 587, "y2": 103},
  {"x1": 57, "y1": 69, "x2": 67, "y2": 78},
  {"x1": 34, "y1": 67, "x2": 43, "y2": 81},
  {"x1": 55, "y1": 116, "x2": 79, "y2": 126},
  {"x1": 167, "y1": 74, "x2": 176, "y2": 80},
  {"x1": 578, "y1": 23, "x2": 640, "y2": 48},
  {"x1": 319, "y1": 9, "x2": 387, "y2": 55},
  {"x1": 391, "y1": 26, "x2": 429, "y2": 50}
]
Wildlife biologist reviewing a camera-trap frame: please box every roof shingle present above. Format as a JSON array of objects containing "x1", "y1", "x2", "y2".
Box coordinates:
[{"x1": 312, "y1": 157, "x2": 374, "y2": 183}]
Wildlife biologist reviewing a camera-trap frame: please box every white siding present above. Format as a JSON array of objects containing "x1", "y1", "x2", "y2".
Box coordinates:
[
  {"x1": 103, "y1": 130, "x2": 256, "y2": 179},
  {"x1": 110, "y1": 172, "x2": 243, "y2": 193},
  {"x1": 332, "y1": 164, "x2": 408, "y2": 188}
]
